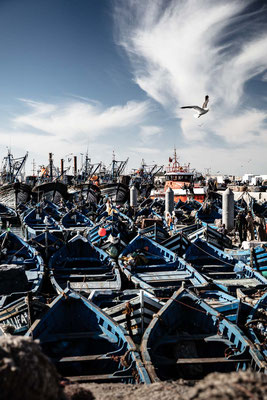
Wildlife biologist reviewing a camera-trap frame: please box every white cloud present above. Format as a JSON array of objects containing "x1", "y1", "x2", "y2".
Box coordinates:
[
  {"x1": 139, "y1": 125, "x2": 162, "y2": 144},
  {"x1": 0, "y1": 97, "x2": 152, "y2": 173},
  {"x1": 114, "y1": 0, "x2": 267, "y2": 147},
  {"x1": 14, "y1": 98, "x2": 150, "y2": 142},
  {"x1": 130, "y1": 146, "x2": 161, "y2": 155},
  {"x1": 215, "y1": 109, "x2": 267, "y2": 144}
]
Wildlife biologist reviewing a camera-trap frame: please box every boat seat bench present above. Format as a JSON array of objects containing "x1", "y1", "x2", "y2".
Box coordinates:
[
  {"x1": 156, "y1": 334, "x2": 233, "y2": 346},
  {"x1": 40, "y1": 331, "x2": 116, "y2": 342},
  {"x1": 55, "y1": 354, "x2": 114, "y2": 362},
  {"x1": 66, "y1": 374, "x2": 134, "y2": 382},
  {"x1": 176, "y1": 357, "x2": 250, "y2": 364}
]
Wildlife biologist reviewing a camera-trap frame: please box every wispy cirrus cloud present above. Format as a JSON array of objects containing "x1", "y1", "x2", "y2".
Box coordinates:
[
  {"x1": 0, "y1": 97, "x2": 152, "y2": 170},
  {"x1": 14, "y1": 98, "x2": 150, "y2": 142},
  {"x1": 114, "y1": 0, "x2": 267, "y2": 147}
]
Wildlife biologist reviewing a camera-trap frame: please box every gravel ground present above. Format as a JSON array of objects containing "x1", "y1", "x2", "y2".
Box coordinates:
[
  {"x1": 1, "y1": 336, "x2": 266, "y2": 400},
  {"x1": 63, "y1": 371, "x2": 267, "y2": 400}
]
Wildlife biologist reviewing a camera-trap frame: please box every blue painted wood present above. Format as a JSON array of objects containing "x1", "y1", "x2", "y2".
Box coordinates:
[
  {"x1": 119, "y1": 235, "x2": 208, "y2": 293},
  {"x1": 196, "y1": 203, "x2": 222, "y2": 224},
  {"x1": 28, "y1": 230, "x2": 64, "y2": 263},
  {"x1": 0, "y1": 231, "x2": 44, "y2": 308},
  {"x1": 0, "y1": 203, "x2": 17, "y2": 223},
  {"x1": 187, "y1": 223, "x2": 232, "y2": 249},
  {"x1": 141, "y1": 287, "x2": 266, "y2": 382},
  {"x1": 184, "y1": 238, "x2": 267, "y2": 293},
  {"x1": 0, "y1": 294, "x2": 48, "y2": 336},
  {"x1": 49, "y1": 233, "x2": 121, "y2": 294},
  {"x1": 89, "y1": 288, "x2": 164, "y2": 341},
  {"x1": 26, "y1": 289, "x2": 151, "y2": 383},
  {"x1": 191, "y1": 286, "x2": 240, "y2": 322},
  {"x1": 139, "y1": 224, "x2": 169, "y2": 243},
  {"x1": 226, "y1": 245, "x2": 267, "y2": 273},
  {"x1": 23, "y1": 207, "x2": 63, "y2": 239},
  {"x1": 245, "y1": 292, "x2": 267, "y2": 360},
  {"x1": 61, "y1": 210, "x2": 94, "y2": 229},
  {"x1": 161, "y1": 232, "x2": 190, "y2": 256}
]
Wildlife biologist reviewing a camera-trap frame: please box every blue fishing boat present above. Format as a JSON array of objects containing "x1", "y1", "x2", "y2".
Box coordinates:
[
  {"x1": 226, "y1": 245, "x2": 267, "y2": 275},
  {"x1": 89, "y1": 209, "x2": 134, "y2": 249},
  {"x1": 26, "y1": 289, "x2": 151, "y2": 383},
  {"x1": 184, "y1": 238, "x2": 267, "y2": 293},
  {"x1": 141, "y1": 287, "x2": 266, "y2": 382},
  {"x1": 49, "y1": 233, "x2": 121, "y2": 294},
  {"x1": 195, "y1": 201, "x2": 222, "y2": 224},
  {"x1": 0, "y1": 231, "x2": 44, "y2": 307},
  {"x1": 175, "y1": 199, "x2": 202, "y2": 212},
  {"x1": 89, "y1": 289, "x2": 164, "y2": 343},
  {"x1": 139, "y1": 223, "x2": 169, "y2": 243},
  {"x1": 0, "y1": 294, "x2": 48, "y2": 335},
  {"x1": 187, "y1": 223, "x2": 232, "y2": 249},
  {"x1": 28, "y1": 230, "x2": 64, "y2": 263},
  {"x1": 190, "y1": 286, "x2": 241, "y2": 322},
  {"x1": 61, "y1": 210, "x2": 94, "y2": 229},
  {"x1": 0, "y1": 203, "x2": 18, "y2": 225},
  {"x1": 23, "y1": 206, "x2": 63, "y2": 239},
  {"x1": 185, "y1": 237, "x2": 236, "y2": 266},
  {"x1": 245, "y1": 292, "x2": 267, "y2": 361},
  {"x1": 95, "y1": 208, "x2": 134, "y2": 229},
  {"x1": 161, "y1": 231, "x2": 190, "y2": 256},
  {"x1": 88, "y1": 223, "x2": 127, "y2": 259},
  {"x1": 42, "y1": 200, "x2": 64, "y2": 221},
  {"x1": 135, "y1": 207, "x2": 168, "y2": 230},
  {"x1": 173, "y1": 222, "x2": 202, "y2": 236},
  {"x1": 119, "y1": 235, "x2": 208, "y2": 293}
]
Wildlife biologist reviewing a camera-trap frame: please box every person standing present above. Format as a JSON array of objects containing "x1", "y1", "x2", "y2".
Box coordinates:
[
  {"x1": 235, "y1": 213, "x2": 246, "y2": 244},
  {"x1": 246, "y1": 211, "x2": 255, "y2": 241},
  {"x1": 254, "y1": 212, "x2": 267, "y2": 242}
]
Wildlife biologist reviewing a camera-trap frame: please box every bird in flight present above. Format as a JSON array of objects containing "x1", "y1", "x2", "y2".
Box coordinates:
[{"x1": 181, "y1": 95, "x2": 209, "y2": 118}]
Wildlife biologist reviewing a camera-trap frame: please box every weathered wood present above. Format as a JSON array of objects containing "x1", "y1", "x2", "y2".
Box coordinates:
[
  {"x1": 41, "y1": 331, "x2": 103, "y2": 342},
  {"x1": 66, "y1": 373, "x2": 134, "y2": 382},
  {"x1": 176, "y1": 357, "x2": 250, "y2": 365},
  {"x1": 55, "y1": 354, "x2": 113, "y2": 362}
]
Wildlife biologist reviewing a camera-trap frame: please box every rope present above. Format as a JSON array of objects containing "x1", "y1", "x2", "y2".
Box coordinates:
[
  {"x1": 5, "y1": 243, "x2": 29, "y2": 262},
  {"x1": 157, "y1": 296, "x2": 224, "y2": 319},
  {"x1": 188, "y1": 240, "x2": 238, "y2": 268}
]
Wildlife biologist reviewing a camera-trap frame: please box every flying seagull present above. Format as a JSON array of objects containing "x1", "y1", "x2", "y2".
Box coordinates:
[{"x1": 181, "y1": 95, "x2": 209, "y2": 118}]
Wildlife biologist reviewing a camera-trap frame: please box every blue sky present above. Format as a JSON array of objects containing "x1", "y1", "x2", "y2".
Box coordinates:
[{"x1": 0, "y1": 0, "x2": 266, "y2": 176}]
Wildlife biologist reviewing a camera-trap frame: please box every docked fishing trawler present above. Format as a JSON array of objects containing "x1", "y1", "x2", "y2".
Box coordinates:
[{"x1": 150, "y1": 150, "x2": 206, "y2": 202}]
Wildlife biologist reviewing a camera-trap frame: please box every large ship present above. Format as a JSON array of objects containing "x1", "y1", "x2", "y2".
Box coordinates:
[{"x1": 150, "y1": 150, "x2": 206, "y2": 202}]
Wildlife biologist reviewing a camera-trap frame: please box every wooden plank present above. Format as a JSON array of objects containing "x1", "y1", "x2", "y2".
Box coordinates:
[
  {"x1": 176, "y1": 357, "x2": 250, "y2": 365},
  {"x1": 56, "y1": 354, "x2": 113, "y2": 362},
  {"x1": 66, "y1": 374, "x2": 133, "y2": 382},
  {"x1": 70, "y1": 282, "x2": 119, "y2": 289},
  {"x1": 41, "y1": 331, "x2": 102, "y2": 342}
]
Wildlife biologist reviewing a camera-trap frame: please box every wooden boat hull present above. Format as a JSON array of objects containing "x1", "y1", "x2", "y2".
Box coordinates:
[
  {"x1": 89, "y1": 289, "x2": 164, "y2": 343},
  {"x1": 0, "y1": 183, "x2": 31, "y2": 209},
  {"x1": 26, "y1": 289, "x2": 151, "y2": 383},
  {"x1": 99, "y1": 183, "x2": 129, "y2": 205},
  {"x1": 185, "y1": 238, "x2": 267, "y2": 293},
  {"x1": 141, "y1": 288, "x2": 266, "y2": 382},
  {"x1": 49, "y1": 234, "x2": 121, "y2": 294},
  {"x1": 32, "y1": 181, "x2": 69, "y2": 203},
  {"x1": 0, "y1": 294, "x2": 48, "y2": 335},
  {"x1": 119, "y1": 235, "x2": 208, "y2": 294},
  {"x1": 0, "y1": 231, "x2": 44, "y2": 307}
]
